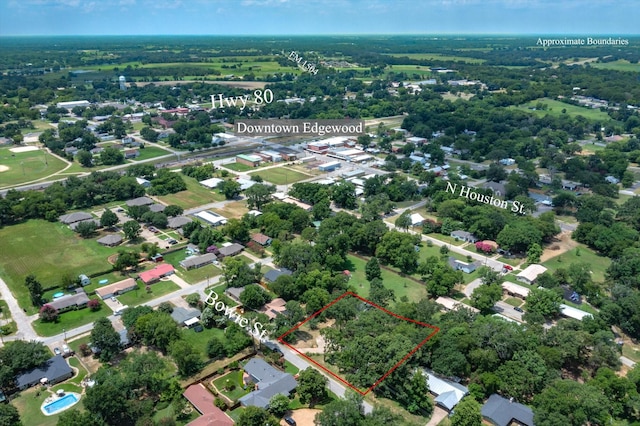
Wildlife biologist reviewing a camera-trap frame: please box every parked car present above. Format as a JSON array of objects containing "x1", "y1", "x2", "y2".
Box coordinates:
[
  {"x1": 168, "y1": 238, "x2": 178, "y2": 245},
  {"x1": 111, "y1": 296, "x2": 118, "y2": 303},
  {"x1": 284, "y1": 417, "x2": 297, "y2": 426},
  {"x1": 148, "y1": 226, "x2": 158, "y2": 233},
  {"x1": 62, "y1": 344, "x2": 72, "y2": 357},
  {"x1": 502, "y1": 264, "x2": 513, "y2": 271},
  {"x1": 53, "y1": 347, "x2": 61, "y2": 356},
  {"x1": 514, "y1": 307, "x2": 524, "y2": 313}
]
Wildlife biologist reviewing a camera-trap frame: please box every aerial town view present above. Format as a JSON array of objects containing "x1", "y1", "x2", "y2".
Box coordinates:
[{"x1": 0, "y1": 1, "x2": 639, "y2": 425}]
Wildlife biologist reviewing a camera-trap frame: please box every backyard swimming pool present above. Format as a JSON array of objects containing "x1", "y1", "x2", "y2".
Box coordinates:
[
  {"x1": 42, "y1": 392, "x2": 80, "y2": 415},
  {"x1": 53, "y1": 292, "x2": 64, "y2": 299}
]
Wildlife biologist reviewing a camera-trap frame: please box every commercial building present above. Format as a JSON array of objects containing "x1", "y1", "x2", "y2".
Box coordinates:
[
  {"x1": 236, "y1": 154, "x2": 262, "y2": 167},
  {"x1": 194, "y1": 210, "x2": 228, "y2": 226},
  {"x1": 318, "y1": 161, "x2": 342, "y2": 172}
]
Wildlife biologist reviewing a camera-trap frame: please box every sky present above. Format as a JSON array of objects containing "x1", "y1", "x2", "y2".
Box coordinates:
[{"x1": 0, "y1": 0, "x2": 638, "y2": 37}]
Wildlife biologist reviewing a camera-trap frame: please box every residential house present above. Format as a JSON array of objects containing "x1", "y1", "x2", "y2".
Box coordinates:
[
  {"x1": 237, "y1": 178, "x2": 256, "y2": 191},
  {"x1": 149, "y1": 203, "x2": 166, "y2": 213},
  {"x1": 482, "y1": 181, "x2": 507, "y2": 197},
  {"x1": 450, "y1": 230, "x2": 478, "y2": 243},
  {"x1": 218, "y1": 243, "x2": 244, "y2": 257},
  {"x1": 516, "y1": 264, "x2": 547, "y2": 285},
  {"x1": 239, "y1": 358, "x2": 297, "y2": 409},
  {"x1": 225, "y1": 287, "x2": 246, "y2": 304},
  {"x1": 605, "y1": 175, "x2": 620, "y2": 184},
  {"x1": 95, "y1": 278, "x2": 138, "y2": 299},
  {"x1": 180, "y1": 253, "x2": 217, "y2": 270},
  {"x1": 69, "y1": 218, "x2": 100, "y2": 231},
  {"x1": 251, "y1": 233, "x2": 272, "y2": 246},
  {"x1": 422, "y1": 369, "x2": 469, "y2": 411},
  {"x1": 138, "y1": 263, "x2": 175, "y2": 285},
  {"x1": 435, "y1": 296, "x2": 480, "y2": 314},
  {"x1": 126, "y1": 196, "x2": 154, "y2": 207},
  {"x1": 168, "y1": 216, "x2": 192, "y2": 229},
  {"x1": 481, "y1": 394, "x2": 534, "y2": 426},
  {"x1": 263, "y1": 268, "x2": 293, "y2": 283},
  {"x1": 499, "y1": 158, "x2": 516, "y2": 166},
  {"x1": 561, "y1": 180, "x2": 579, "y2": 191},
  {"x1": 135, "y1": 177, "x2": 151, "y2": 188},
  {"x1": 15, "y1": 355, "x2": 73, "y2": 390},
  {"x1": 448, "y1": 257, "x2": 480, "y2": 274},
  {"x1": 199, "y1": 177, "x2": 223, "y2": 189},
  {"x1": 171, "y1": 306, "x2": 202, "y2": 326},
  {"x1": 59, "y1": 212, "x2": 93, "y2": 225},
  {"x1": 46, "y1": 288, "x2": 90, "y2": 313},
  {"x1": 183, "y1": 384, "x2": 234, "y2": 426},
  {"x1": 259, "y1": 298, "x2": 287, "y2": 320},
  {"x1": 96, "y1": 234, "x2": 123, "y2": 247},
  {"x1": 502, "y1": 282, "x2": 531, "y2": 299},
  {"x1": 124, "y1": 149, "x2": 140, "y2": 159},
  {"x1": 559, "y1": 304, "x2": 593, "y2": 321},
  {"x1": 410, "y1": 213, "x2": 425, "y2": 227}
]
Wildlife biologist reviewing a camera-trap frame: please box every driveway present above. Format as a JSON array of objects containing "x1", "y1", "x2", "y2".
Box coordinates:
[
  {"x1": 493, "y1": 301, "x2": 524, "y2": 322},
  {"x1": 463, "y1": 278, "x2": 483, "y2": 297}
]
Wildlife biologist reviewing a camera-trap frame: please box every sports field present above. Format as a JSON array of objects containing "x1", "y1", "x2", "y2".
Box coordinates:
[
  {"x1": 514, "y1": 98, "x2": 611, "y2": 121},
  {"x1": 249, "y1": 166, "x2": 311, "y2": 185},
  {"x1": 0, "y1": 220, "x2": 116, "y2": 313},
  {"x1": 0, "y1": 146, "x2": 68, "y2": 188}
]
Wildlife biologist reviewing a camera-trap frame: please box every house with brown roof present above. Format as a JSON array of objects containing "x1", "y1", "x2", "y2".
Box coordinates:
[
  {"x1": 251, "y1": 233, "x2": 272, "y2": 246},
  {"x1": 183, "y1": 384, "x2": 234, "y2": 426},
  {"x1": 97, "y1": 234, "x2": 123, "y2": 247},
  {"x1": 95, "y1": 278, "x2": 138, "y2": 299},
  {"x1": 259, "y1": 298, "x2": 287, "y2": 320}
]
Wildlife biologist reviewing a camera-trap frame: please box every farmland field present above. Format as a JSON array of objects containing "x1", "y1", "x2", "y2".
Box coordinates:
[
  {"x1": 384, "y1": 53, "x2": 486, "y2": 64},
  {"x1": 513, "y1": 98, "x2": 612, "y2": 121},
  {"x1": 0, "y1": 220, "x2": 117, "y2": 313},
  {"x1": 0, "y1": 146, "x2": 68, "y2": 188},
  {"x1": 589, "y1": 59, "x2": 640, "y2": 72}
]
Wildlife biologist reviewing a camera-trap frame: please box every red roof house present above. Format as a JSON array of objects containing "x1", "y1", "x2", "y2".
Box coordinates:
[
  {"x1": 138, "y1": 263, "x2": 175, "y2": 284},
  {"x1": 183, "y1": 384, "x2": 234, "y2": 426}
]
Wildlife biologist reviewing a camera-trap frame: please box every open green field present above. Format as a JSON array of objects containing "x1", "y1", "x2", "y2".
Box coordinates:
[
  {"x1": 249, "y1": 166, "x2": 310, "y2": 185},
  {"x1": 0, "y1": 220, "x2": 117, "y2": 314},
  {"x1": 387, "y1": 65, "x2": 437, "y2": 75},
  {"x1": 116, "y1": 279, "x2": 180, "y2": 306},
  {"x1": 156, "y1": 175, "x2": 224, "y2": 209},
  {"x1": 383, "y1": 53, "x2": 485, "y2": 64},
  {"x1": 32, "y1": 301, "x2": 109, "y2": 336},
  {"x1": 345, "y1": 254, "x2": 427, "y2": 303},
  {"x1": 542, "y1": 244, "x2": 610, "y2": 283},
  {"x1": 590, "y1": 60, "x2": 640, "y2": 72},
  {"x1": 223, "y1": 162, "x2": 254, "y2": 172},
  {"x1": 513, "y1": 98, "x2": 611, "y2": 121},
  {"x1": 0, "y1": 146, "x2": 68, "y2": 188},
  {"x1": 131, "y1": 146, "x2": 171, "y2": 161},
  {"x1": 180, "y1": 326, "x2": 226, "y2": 362}
]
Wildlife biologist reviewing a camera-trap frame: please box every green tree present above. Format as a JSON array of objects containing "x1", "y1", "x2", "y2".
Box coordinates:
[
  {"x1": 533, "y1": 379, "x2": 610, "y2": 426},
  {"x1": 90, "y1": 317, "x2": 121, "y2": 362},
  {"x1": 237, "y1": 406, "x2": 279, "y2": 426},
  {"x1": 471, "y1": 283, "x2": 503, "y2": 313},
  {"x1": 525, "y1": 288, "x2": 561, "y2": 321},
  {"x1": 375, "y1": 231, "x2": 420, "y2": 274},
  {"x1": 218, "y1": 179, "x2": 241, "y2": 199},
  {"x1": 368, "y1": 278, "x2": 394, "y2": 307},
  {"x1": 75, "y1": 220, "x2": 98, "y2": 238},
  {"x1": 163, "y1": 205, "x2": 184, "y2": 217},
  {"x1": 100, "y1": 147, "x2": 125, "y2": 165},
  {"x1": 122, "y1": 220, "x2": 141, "y2": 240},
  {"x1": 527, "y1": 243, "x2": 543, "y2": 264},
  {"x1": 267, "y1": 393, "x2": 290, "y2": 417},
  {"x1": 100, "y1": 209, "x2": 118, "y2": 228},
  {"x1": 225, "y1": 218, "x2": 250, "y2": 243},
  {"x1": 0, "y1": 403, "x2": 21, "y2": 426},
  {"x1": 245, "y1": 183, "x2": 276, "y2": 210},
  {"x1": 77, "y1": 150, "x2": 93, "y2": 167},
  {"x1": 331, "y1": 181, "x2": 357, "y2": 209},
  {"x1": 135, "y1": 311, "x2": 180, "y2": 353},
  {"x1": 365, "y1": 257, "x2": 382, "y2": 281},
  {"x1": 114, "y1": 250, "x2": 140, "y2": 272},
  {"x1": 170, "y1": 340, "x2": 202, "y2": 377},
  {"x1": 297, "y1": 368, "x2": 328, "y2": 405},
  {"x1": 450, "y1": 396, "x2": 482, "y2": 426},
  {"x1": 206, "y1": 337, "x2": 225, "y2": 359},
  {"x1": 239, "y1": 285, "x2": 271, "y2": 310},
  {"x1": 395, "y1": 210, "x2": 412, "y2": 231},
  {"x1": 56, "y1": 408, "x2": 105, "y2": 426},
  {"x1": 314, "y1": 393, "x2": 364, "y2": 426},
  {"x1": 24, "y1": 274, "x2": 43, "y2": 307}
]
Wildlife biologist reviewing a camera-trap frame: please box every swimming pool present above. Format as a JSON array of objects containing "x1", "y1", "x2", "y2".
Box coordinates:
[
  {"x1": 52, "y1": 292, "x2": 64, "y2": 299},
  {"x1": 42, "y1": 393, "x2": 80, "y2": 415}
]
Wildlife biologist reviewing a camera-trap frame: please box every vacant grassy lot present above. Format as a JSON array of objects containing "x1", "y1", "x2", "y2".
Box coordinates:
[
  {"x1": 131, "y1": 146, "x2": 171, "y2": 161},
  {"x1": 223, "y1": 162, "x2": 255, "y2": 172},
  {"x1": 590, "y1": 59, "x2": 640, "y2": 72},
  {"x1": 345, "y1": 254, "x2": 427, "y2": 303},
  {"x1": 116, "y1": 279, "x2": 180, "y2": 306},
  {"x1": 0, "y1": 146, "x2": 68, "y2": 187},
  {"x1": 156, "y1": 175, "x2": 224, "y2": 209},
  {"x1": 181, "y1": 326, "x2": 226, "y2": 362},
  {"x1": 32, "y1": 302, "x2": 108, "y2": 336},
  {"x1": 249, "y1": 166, "x2": 310, "y2": 185},
  {"x1": 514, "y1": 98, "x2": 611, "y2": 121},
  {"x1": 0, "y1": 220, "x2": 116, "y2": 313},
  {"x1": 542, "y1": 244, "x2": 610, "y2": 283},
  {"x1": 383, "y1": 53, "x2": 485, "y2": 64}
]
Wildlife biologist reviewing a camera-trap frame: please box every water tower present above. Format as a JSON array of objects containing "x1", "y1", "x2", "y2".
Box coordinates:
[{"x1": 119, "y1": 75, "x2": 126, "y2": 90}]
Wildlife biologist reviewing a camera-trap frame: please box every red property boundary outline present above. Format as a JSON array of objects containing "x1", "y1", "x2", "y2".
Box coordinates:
[{"x1": 277, "y1": 291, "x2": 440, "y2": 395}]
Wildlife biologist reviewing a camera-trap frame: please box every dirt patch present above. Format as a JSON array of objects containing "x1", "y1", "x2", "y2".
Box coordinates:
[
  {"x1": 212, "y1": 201, "x2": 249, "y2": 219},
  {"x1": 9, "y1": 145, "x2": 39, "y2": 153},
  {"x1": 0, "y1": 165, "x2": 9, "y2": 172},
  {"x1": 539, "y1": 231, "x2": 578, "y2": 263},
  {"x1": 293, "y1": 319, "x2": 334, "y2": 349},
  {"x1": 280, "y1": 408, "x2": 321, "y2": 426}
]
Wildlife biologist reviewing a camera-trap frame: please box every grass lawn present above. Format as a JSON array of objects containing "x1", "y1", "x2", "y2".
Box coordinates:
[
  {"x1": 504, "y1": 297, "x2": 524, "y2": 307},
  {"x1": 513, "y1": 98, "x2": 611, "y2": 121},
  {"x1": 284, "y1": 360, "x2": 299, "y2": 375},
  {"x1": 0, "y1": 299, "x2": 17, "y2": 335},
  {"x1": 156, "y1": 175, "x2": 225, "y2": 209},
  {"x1": 249, "y1": 167, "x2": 310, "y2": 185},
  {"x1": 180, "y1": 326, "x2": 226, "y2": 362},
  {"x1": 67, "y1": 357, "x2": 89, "y2": 385},
  {"x1": 345, "y1": 254, "x2": 427, "y2": 304},
  {"x1": 131, "y1": 146, "x2": 171, "y2": 161},
  {"x1": 163, "y1": 250, "x2": 222, "y2": 284},
  {"x1": 542, "y1": 244, "x2": 610, "y2": 283},
  {"x1": 32, "y1": 303, "x2": 109, "y2": 337},
  {"x1": 590, "y1": 59, "x2": 640, "y2": 72},
  {"x1": 0, "y1": 220, "x2": 117, "y2": 314},
  {"x1": 427, "y1": 233, "x2": 465, "y2": 246},
  {"x1": 224, "y1": 162, "x2": 254, "y2": 172},
  {"x1": 68, "y1": 335, "x2": 91, "y2": 358},
  {"x1": 212, "y1": 370, "x2": 251, "y2": 402},
  {"x1": 153, "y1": 403, "x2": 199, "y2": 425},
  {"x1": 383, "y1": 52, "x2": 486, "y2": 64},
  {"x1": 12, "y1": 386, "x2": 67, "y2": 426},
  {"x1": 116, "y1": 280, "x2": 180, "y2": 306},
  {"x1": 0, "y1": 145, "x2": 68, "y2": 188},
  {"x1": 622, "y1": 344, "x2": 640, "y2": 364}
]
